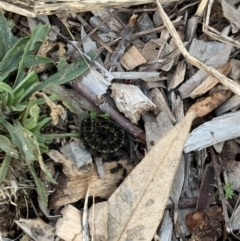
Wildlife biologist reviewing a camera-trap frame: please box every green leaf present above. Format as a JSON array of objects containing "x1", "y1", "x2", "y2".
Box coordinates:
[
  {"x1": 0, "y1": 118, "x2": 35, "y2": 162},
  {"x1": 0, "y1": 82, "x2": 14, "y2": 107},
  {"x1": 0, "y1": 135, "x2": 19, "y2": 158},
  {"x1": 22, "y1": 103, "x2": 40, "y2": 130},
  {"x1": 12, "y1": 120, "x2": 57, "y2": 184},
  {"x1": 0, "y1": 155, "x2": 12, "y2": 183},
  {"x1": 0, "y1": 37, "x2": 29, "y2": 81},
  {"x1": 0, "y1": 12, "x2": 18, "y2": 60},
  {"x1": 36, "y1": 51, "x2": 96, "y2": 91},
  {"x1": 224, "y1": 181, "x2": 234, "y2": 199},
  {"x1": 13, "y1": 72, "x2": 40, "y2": 105},
  {"x1": 15, "y1": 24, "x2": 50, "y2": 86},
  {"x1": 27, "y1": 163, "x2": 49, "y2": 208},
  {"x1": 29, "y1": 117, "x2": 51, "y2": 134},
  {"x1": 23, "y1": 55, "x2": 54, "y2": 68},
  {"x1": 10, "y1": 104, "x2": 27, "y2": 112}
]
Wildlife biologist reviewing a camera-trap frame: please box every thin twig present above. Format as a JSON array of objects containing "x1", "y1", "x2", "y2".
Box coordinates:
[
  {"x1": 78, "y1": 9, "x2": 121, "y2": 46},
  {"x1": 209, "y1": 147, "x2": 231, "y2": 233},
  {"x1": 71, "y1": 80, "x2": 145, "y2": 143}
]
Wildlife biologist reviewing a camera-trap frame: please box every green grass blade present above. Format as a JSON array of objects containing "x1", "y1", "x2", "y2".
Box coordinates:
[
  {"x1": 0, "y1": 13, "x2": 18, "y2": 60},
  {"x1": 0, "y1": 37, "x2": 29, "y2": 81},
  {"x1": 0, "y1": 135, "x2": 19, "y2": 158},
  {"x1": 36, "y1": 52, "x2": 96, "y2": 91},
  {"x1": 0, "y1": 155, "x2": 12, "y2": 183},
  {"x1": 15, "y1": 24, "x2": 50, "y2": 86},
  {"x1": 27, "y1": 163, "x2": 49, "y2": 207},
  {"x1": 12, "y1": 120, "x2": 57, "y2": 184},
  {"x1": 23, "y1": 55, "x2": 54, "y2": 68},
  {"x1": 0, "y1": 82, "x2": 14, "y2": 106},
  {"x1": 13, "y1": 72, "x2": 39, "y2": 105}
]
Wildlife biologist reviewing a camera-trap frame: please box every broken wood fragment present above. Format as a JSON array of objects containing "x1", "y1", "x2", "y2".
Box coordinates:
[
  {"x1": 190, "y1": 62, "x2": 232, "y2": 99},
  {"x1": 48, "y1": 150, "x2": 134, "y2": 209},
  {"x1": 89, "y1": 202, "x2": 108, "y2": 241},
  {"x1": 120, "y1": 46, "x2": 147, "y2": 70},
  {"x1": 56, "y1": 205, "x2": 82, "y2": 241}
]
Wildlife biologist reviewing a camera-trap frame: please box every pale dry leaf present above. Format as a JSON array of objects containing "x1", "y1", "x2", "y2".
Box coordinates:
[{"x1": 107, "y1": 90, "x2": 231, "y2": 241}]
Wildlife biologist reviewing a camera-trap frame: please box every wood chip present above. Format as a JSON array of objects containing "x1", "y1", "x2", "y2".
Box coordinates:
[
  {"x1": 120, "y1": 46, "x2": 147, "y2": 70},
  {"x1": 89, "y1": 202, "x2": 108, "y2": 241},
  {"x1": 184, "y1": 111, "x2": 240, "y2": 152},
  {"x1": 168, "y1": 59, "x2": 186, "y2": 90},
  {"x1": 56, "y1": 205, "x2": 82, "y2": 241},
  {"x1": 111, "y1": 83, "x2": 156, "y2": 124},
  {"x1": 190, "y1": 62, "x2": 232, "y2": 99},
  {"x1": 47, "y1": 150, "x2": 134, "y2": 209},
  {"x1": 215, "y1": 95, "x2": 240, "y2": 115}
]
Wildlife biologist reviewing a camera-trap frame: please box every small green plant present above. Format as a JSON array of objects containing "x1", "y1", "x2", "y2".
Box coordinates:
[
  {"x1": 89, "y1": 111, "x2": 110, "y2": 120},
  {"x1": 0, "y1": 13, "x2": 94, "y2": 207},
  {"x1": 223, "y1": 181, "x2": 234, "y2": 200}
]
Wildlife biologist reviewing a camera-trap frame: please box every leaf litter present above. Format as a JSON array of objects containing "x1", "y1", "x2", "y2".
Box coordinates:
[{"x1": 1, "y1": 0, "x2": 240, "y2": 240}]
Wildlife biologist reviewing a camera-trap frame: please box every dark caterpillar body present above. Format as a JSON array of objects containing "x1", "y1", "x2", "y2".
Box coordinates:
[{"x1": 81, "y1": 117, "x2": 125, "y2": 157}]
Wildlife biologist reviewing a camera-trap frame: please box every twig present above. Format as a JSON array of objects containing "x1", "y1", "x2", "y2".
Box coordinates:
[
  {"x1": 76, "y1": 14, "x2": 113, "y2": 53},
  {"x1": 71, "y1": 80, "x2": 145, "y2": 143},
  {"x1": 78, "y1": 9, "x2": 121, "y2": 47},
  {"x1": 110, "y1": 14, "x2": 138, "y2": 70},
  {"x1": 209, "y1": 147, "x2": 231, "y2": 233},
  {"x1": 82, "y1": 187, "x2": 90, "y2": 241}
]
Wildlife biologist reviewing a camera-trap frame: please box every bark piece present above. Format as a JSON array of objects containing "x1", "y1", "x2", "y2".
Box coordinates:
[
  {"x1": 120, "y1": 46, "x2": 147, "y2": 70},
  {"x1": 190, "y1": 62, "x2": 232, "y2": 99},
  {"x1": 137, "y1": 12, "x2": 158, "y2": 42},
  {"x1": 168, "y1": 60, "x2": 186, "y2": 90},
  {"x1": 48, "y1": 150, "x2": 133, "y2": 209},
  {"x1": 231, "y1": 202, "x2": 240, "y2": 231},
  {"x1": 149, "y1": 87, "x2": 176, "y2": 124},
  {"x1": 112, "y1": 71, "x2": 159, "y2": 80},
  {"x1": 142, "y1": 113, "x2": 161, "y2": 150},
  {"x1": 1, "y1": 1, "x2": 178, "y2": 17},
  {"x1": 60, "y1": 140, "x2": 93, "y2": 169},
  {"x1": 215, "y1": 94, "x2": 240, "y2": 115},
  {"x1": 92, "y1": 9, "x2": 123, "y2": 32},
  {"x1": 224, "y1": 159, "x2": 240, "y2": 192},
  {"x1": 56, "y1": 205, "x2": 82, "y2": 241},
  {"x1": 222, "y1": 0, "x2": 240, "y2": 29},
  {"x1": 196, "y1": 164, "x2": 215, "y2": 211},
  {"x1": 89, "y1": 202, "x2": 108, "y2": 241},
  {"x1": 111, "y1": 83, "x2": 156, "y2": 124},
  {"x1": 184, "y1": 110, "x2": 240, "y2": 152},
  {"x1": 229, "y1": 59, "x2": 240, "y2": 80},
  {"x1": 178, "y1": 40, "x2": 232, "y2": 99}
]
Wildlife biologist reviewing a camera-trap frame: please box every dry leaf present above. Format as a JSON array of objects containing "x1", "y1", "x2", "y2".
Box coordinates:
[
  {"x1": 107, "y1": 90, "x2": 230, "y2": 241},
  {"x1": 15, "y1": 218, "x2": 55, "y2": 241}
]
